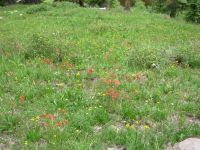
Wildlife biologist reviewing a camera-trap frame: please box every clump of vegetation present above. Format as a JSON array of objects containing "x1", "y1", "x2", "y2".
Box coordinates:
[
  {"x1": 173, "y1": 47, "x2": 200, "y2": 68},
  {"x1": 22, "y1": 0, "x2": 43, "y2": 4},
  {"x1": 0, "y1": 2, "x2": 200, "y2": 149},
  {"x1": 128, "y1": 48, "x2": 166, "y2": 69},
  {"x1": 0, "y1": 0, "x2": 16, "y2": 6},
  {"x1": 151, "y1": 0, "x2": 187, "y2": 18},
  {"x1": 0, "y1": 115, "x2": 20, "y2": 133},
  {"x1": 26, "y1": 4, "x2": 50, "y2": 14},
  {"x1": 186, "y1": 0, "x2": 200, "y2": 23},
  {"x1": 24, "y1": 33, "x2": 62, "y2": 62}
]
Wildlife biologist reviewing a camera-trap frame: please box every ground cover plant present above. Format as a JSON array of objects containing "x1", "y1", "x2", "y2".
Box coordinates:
[{"x1": 0, "y1": 1, "x2": 200, "y2": 149}]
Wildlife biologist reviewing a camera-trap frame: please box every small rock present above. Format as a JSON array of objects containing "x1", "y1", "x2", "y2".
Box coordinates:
[
  {"x1": 151, "y1": 63, "x2": 158, "y2": 69},
  {"x1": 99, "y1": 7, "x2": 106, "y2": 10},
  {"x1": 173, "y1": 138, "x2": 200, "y2": 150}
]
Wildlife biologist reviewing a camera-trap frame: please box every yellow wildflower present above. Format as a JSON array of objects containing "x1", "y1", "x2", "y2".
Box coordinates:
[
  {"x1": 36, "y1": 115, "x2": 40, "y2": 120},
  {"x1": 30, "y1": 117, "x2": 35, "y2": 121},
  {"x1": 24, "y1": 141, "x2": 28, "y2": 145},
  {"x1": 144, "y1": 125, "x2": 150, "y2": 129},
  {"x1": 76, "y1": 72, "x2": 80, "y2": 76},
  {"x1": 135, "y1": 121, "x2": 139, "y2": 125}
]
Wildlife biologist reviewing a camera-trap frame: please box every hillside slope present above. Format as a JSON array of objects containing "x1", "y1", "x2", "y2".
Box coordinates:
[{"x1": 0, "y1": 3, "x2": 200, "y2": 149}]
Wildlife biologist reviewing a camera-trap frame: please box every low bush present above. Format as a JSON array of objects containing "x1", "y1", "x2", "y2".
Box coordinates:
[
  {"x1": 128, "y1": 48, "x2": 166, "y2": 69},
  {"x1": 22, "y1": 0, "x2": 43, "y2": 4},
  {"x1": 24, "y1": 33, "x2": 63, "y2": 62},
  {"x1": 186, "y1": 0, "x2": 200, "y2": 23},
  {"x1": 26, "y1": 4, "x2": 50, "y2": 14},
  {"x1": 0, "y1": 0, "x2": 16, "y2": 6}
]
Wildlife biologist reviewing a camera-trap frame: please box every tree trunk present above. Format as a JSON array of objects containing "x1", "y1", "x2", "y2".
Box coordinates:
[
  {"x1": 124, "y1": 0, "x2": 131, "y2": 11},
  {"x1": 79, "y1": 0, "x2": 84, "y2": 7}
]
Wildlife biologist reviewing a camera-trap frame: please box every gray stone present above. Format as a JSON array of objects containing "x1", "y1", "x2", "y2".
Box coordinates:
[
  {"x1": 107, "y1": 145, "x2": 126, "y2": 150},
  {"x1": 173, "y1": 138, "x2": 200, "y2": 150}
]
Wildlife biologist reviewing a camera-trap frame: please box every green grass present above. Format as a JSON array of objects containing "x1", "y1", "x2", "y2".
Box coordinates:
[{"x1": 0, "y1": 2, "x2": 200, "y2": 149}]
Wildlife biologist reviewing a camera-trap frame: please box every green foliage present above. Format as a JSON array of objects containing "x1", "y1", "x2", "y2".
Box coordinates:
[
  {"x1": 186, "y1": 0, "x2": 200, "y2": 23},
  {"x1": 26, "y1": 127, "x2": 41, "y2": 142},
  {"x1": 151, "y1": 0, "x2": 186, "y2": 17},
  {"x1": 107, "y1": 0, "x2": 121, "y2": 8},
  {"x1": 0, "y1": 115, "x2": 20, "y2": 133},
  {"x1": 0, "y1": 0, "x2": 16, "y2": 6},
  {"x1": 152, "y1": 0, "x2": 167, "y2": 12},
  {"x1": 173, "y1": 45, "x2": 200, "y2": 68},
  {"x1": 53, "y1": 0, "x2": 73, "y2": 2},
  {"x1": 24, "y1": 33, "x2": 62, "y2": 62},
  {"x1": 22, "y1": 0, "x2": 43, "y2": 4},
  {"x1": 84, "y1": 0, "x2": 106, "y2": 7},
  {"x1": 90, "y1": 108, "x2": 110, "y2": 124},
  {"x1": 26, "y1": 4, "x2": 50, "y2": 14},
  {"x1": 128, "y1": 48, "x2": 166, "y2": 69},
  {"x1": 0, "y1": 3, "x2": 200, "y2": 149}
]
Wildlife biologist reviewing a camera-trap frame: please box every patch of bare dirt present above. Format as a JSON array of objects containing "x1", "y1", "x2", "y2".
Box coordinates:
[
  {"x1": 185, "y1": 115, "x2": 200, "y2": 125},
  {"x1": 109, "y1": 121, "x2": 126, "y2": 132},
  {"x1": 0, "y1": 134, "x2": 15, "y2": 150}
]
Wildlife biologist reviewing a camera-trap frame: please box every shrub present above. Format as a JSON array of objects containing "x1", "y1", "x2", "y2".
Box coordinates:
[
  {"x1": 152, "y1": 0, "x2": 187, "y2": 18},
  {"x1": 152, "y1": 0, "x2": 166, "y2": 12},
  {"x1": 186, "y1": 0, "x2": 200, "y2": 23},
  {"x1": 53, "y1": 0, "x2": 75, "y2": 3},
  {"x1": 0, "y1": 0, "x2": 16, "y2": 6},
  {"x1": 26, "y1": 4, "x2": 50, "y2": 14},
  {"x1": 22, "y1": 0, "x2": 43, "y2": 4},
  {"x1": 170, "y1": 42, "x2": 200, "y2": 68},
  {"x1": 25, "y1": 33, "x2": 62, "y2": 62},
  {"x1": 0, "y1": 115, "x2": 20, "y2": 133},
  {"x1": 128, "y1": 48, "x2": 166, "y2": 69},
  {"x1": 107, "y1": 0, "x2": 121, "y2": 8},
  {"x1": 175, "y1": 49, "x2": 200, "y2": 68},
  {"x1": 53, "y1": 0, "x2": 85, "y2": 7}
]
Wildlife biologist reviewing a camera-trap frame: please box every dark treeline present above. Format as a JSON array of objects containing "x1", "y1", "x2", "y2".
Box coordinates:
[{"x1": 0, "y1": 0, "x2": 199, "y2": 23}]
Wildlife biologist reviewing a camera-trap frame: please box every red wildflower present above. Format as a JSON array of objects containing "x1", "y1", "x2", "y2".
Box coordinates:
[
  {"x1": 125, "y1": 93, "x2": 130, "y2": 99},
  {"x1": 87, "y1": 68, "x2": 94, "y2": 75},
  {"x1": 19, "y1": 95, "x2": 25, "y2": 103},
  {"x1": 64, "y1": 120, "x2": 68, "y2": 126},
  {"x1": 106, "y1": 88, "x2": 121, "y2": 101},
  {"x1": 135, "y1": 73, "x2": 142, "y2": 81},
  {"x1": 113, "y1": 79, "x2": 120, "y2": 87},
  {"x1": 60, "y1": 109, "x2": 66, "y2": 116},
  {"x1": 103, "y1": 78, "x2": 107, "y2": 84},
  {"x1": 42, "y1": 58, "x2": 53, "y2": 65},
  {"x1": 107, "y1": 79, "x2": 112, "y2": 85},
  {"x1": 43, "y1": 122, "x2": 48, "y2": 128},
  {"x1": 56, "y1": 121, "x2": 62, "y2": 127},
  {"x1": 43, "y1": 113, "x2": 47, "y2": 119},
  {"x1": 47, "y1": 114, "x2": 55, "y2": 121}
]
